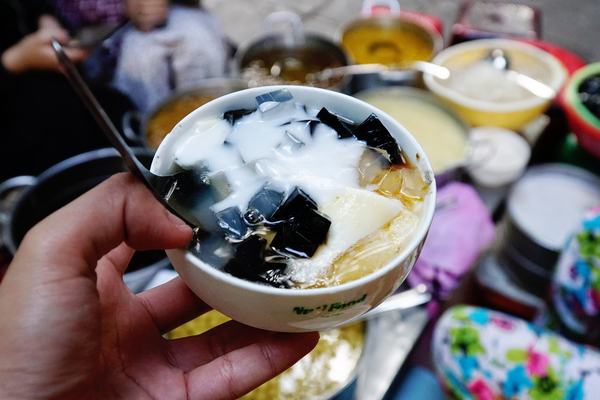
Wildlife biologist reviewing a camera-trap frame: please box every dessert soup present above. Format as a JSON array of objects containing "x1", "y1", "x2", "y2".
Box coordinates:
[{"x1": 153, "y1": 88, "x2": 428, "y2": 289}]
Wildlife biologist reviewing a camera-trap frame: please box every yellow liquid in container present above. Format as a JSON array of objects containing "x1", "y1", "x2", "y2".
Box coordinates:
[
  {"x1": 356, "y1": 89, "x2": 469, "y2": 174},
  {"x1": 146, "y1": 95, "x2": 218, "y2": 149},
  {"x1": 341, "y1": 25, "x2": 433, "y2": 66}
]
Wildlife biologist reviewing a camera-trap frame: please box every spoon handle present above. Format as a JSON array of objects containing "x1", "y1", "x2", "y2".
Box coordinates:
[
  {"x1": 310, "y1": 62, "x2": 450, "y2": 82},
  {"x1": 51, "y1": 38, "x2": 151, "y2": 183},
  {"x1": 505, "y1": 69, "x2": 556, "y2": 99},
  {"x1": 52, "y1": 38, "x2": 196, "y2": 228},
  {"x1": 335, "y1": 284, "x2": 431, "y2": 328}
]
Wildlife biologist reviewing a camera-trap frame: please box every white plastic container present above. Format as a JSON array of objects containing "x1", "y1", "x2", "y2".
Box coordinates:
[{"x1": 466, "y1": 126, "x2": 531, "y2": 188}]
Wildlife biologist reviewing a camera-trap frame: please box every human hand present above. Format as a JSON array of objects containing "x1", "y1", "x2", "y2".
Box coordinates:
[
  {"x1": 1, "y1": 15, "x2": 90, "y2": 74},
  {"x1": 0, "y1": 173, "x2": 319, "y2": 400},
  {"x1": 126, "y1": 0, "x2": 170, "y2": 32}
]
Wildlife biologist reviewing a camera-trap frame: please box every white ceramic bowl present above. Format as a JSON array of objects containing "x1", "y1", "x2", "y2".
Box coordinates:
[{"x1": 151, "y1": 86, "x2": 436, "y2": 332}]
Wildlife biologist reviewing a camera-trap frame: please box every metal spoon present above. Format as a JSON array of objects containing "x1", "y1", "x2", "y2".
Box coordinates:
[
  {"x1": 266, "y1": 61, "x2": 450, "y2": 85},
  {"x1": 304, "y1": 61, "x2": 450, "y2": 84},
  {"x1": 51, "y1": 38, "x2": 198, "y2": 229},
  {"x1": 356, "y1": 283, "x2": 431, "y2": 320},
  {"x1": 485, "y1": 48, "x2": 556, "y2": 100},
  {"x1": 335, "y1": 284, "x2": 431, "y2": 327}
]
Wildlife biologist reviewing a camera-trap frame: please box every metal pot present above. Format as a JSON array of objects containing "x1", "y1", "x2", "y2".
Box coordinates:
[
  {"x1": 496, "y1": 163, "x2": 600, "y2": 297},
  {"x1": 123, "y1": 78, "x2": 249, "y2": 150},
  {"x1": 1, "y1": 148, "x2": 170, "y2": 293},
  {"x1": 336, "y1": 0, "x2": 444, "y2": 93},
  {"x1": 233, "y1": 11, "x2": 351, "y2": 91}
]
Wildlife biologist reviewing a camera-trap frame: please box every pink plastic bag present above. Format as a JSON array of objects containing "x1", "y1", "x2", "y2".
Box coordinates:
[{"x1": 408, "y1": 182, "x2": 495, "y2": 303}]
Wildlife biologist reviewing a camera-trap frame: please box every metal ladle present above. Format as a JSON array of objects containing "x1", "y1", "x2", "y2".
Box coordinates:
[
  {"x1": 51, "y1": 38, "x2": 199, "y2": 229},
  {"x1": 269, "y1": 61, "x2": 450, "y2": 85},
  {"x1": 485, "y1": 48, "x2": 556, "y2": 100},
  {"x1": 306, "y1": 61, "x2": 451, "y2": 83}
]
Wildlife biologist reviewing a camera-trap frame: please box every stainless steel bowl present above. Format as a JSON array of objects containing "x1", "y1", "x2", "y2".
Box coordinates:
[
  {"x1": 233, "y1": 12, "x2": 351, "y2": 91},
  {"x1": 335, "y1": 2, "x2": 443, "y2": 93},
  {"x1": 123, "y1": 78, "x2": 249, "y2": 150},
  {"x1": 498, "y1": 163, "x2": 600, "y2": 296}
]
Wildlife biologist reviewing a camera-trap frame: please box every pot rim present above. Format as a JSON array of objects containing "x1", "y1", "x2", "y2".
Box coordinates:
[
  {"x1": 124, "y1": 78, "x2": 250, "y2": 150},
  {"x1": 232, "y1": 16, "x2": 351, "y2": 90},
  {"x1": 3, "y1": 147, "x2": 152, "y2": 255},
  {"x1": 334, "y1": 13, "x2": 444, "y2": 65}
]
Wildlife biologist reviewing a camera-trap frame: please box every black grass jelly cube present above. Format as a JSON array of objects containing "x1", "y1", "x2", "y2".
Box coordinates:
[
  {"x1": 354, "y1": 113, "x2": 405, "y2": 165},
  {"x1": 209, "y1": 171, "x2": 231, "y2": 202},
  {"x1": 224, "y1": 234, "x2": 267, "y2": 280},
  {"x1": 271, "y1": 224, "x2": 319, "y2": 259},
  {"x1": 247, "y1": 185, "x2": 285, "y2": 222},
  {"x1": 277, "y1": 131, "x2": 305, "y2": 154},
  {"x1": 224, "y1": 108, "x2": 254, "y2": 125},
  {"x1": 261, "y1": 264, "x2": 293, "y2": 288},
  {"x1": 215, "y1": 206, "x2": 248, "y2": 240},
  {"x1": 187, "y1": 234, "x2": 233, "y2": 271},
  {"x1": 271, "y1": 209, "x2": 331, "y2": 258},
  {"x1": 157, "y1": 168, "x2": 210, "y2": 209},
  {"x1": 300, "y1": 119, "x2": 320, "y2": 135},
  {"x1": 270, "y1": 187, "x2": 317, "y2": 223},
  {"x1": 317, "y1": 107, "x2": 354, "y2": 139},
  {"x1": 297, "y1": 209, "x2": 331, "y2": 245},
  {"x1": 255, "y1": 88, "x2": 294, "y2": 105}
]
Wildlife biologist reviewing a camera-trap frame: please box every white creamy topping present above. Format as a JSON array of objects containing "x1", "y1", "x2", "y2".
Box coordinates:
[
  {"x1": 172, "y1": 101, "x2": 367, "y2": 212},
  {"x1": 288, "y1": 187, "x2": 404, "y2": 284},
  {"x1": 167, "y1": 98, "x2": 409, "y2": 286}
]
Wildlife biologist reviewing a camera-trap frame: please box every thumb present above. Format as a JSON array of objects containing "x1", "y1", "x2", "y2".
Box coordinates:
[{"x1": 7, "y1": 173, "x2": 193, "y2": 287}]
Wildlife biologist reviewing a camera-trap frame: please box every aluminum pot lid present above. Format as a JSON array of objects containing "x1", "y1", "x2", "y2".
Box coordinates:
[{"x1": 506, "y1": 163, "x2": 600, "y2": 252}]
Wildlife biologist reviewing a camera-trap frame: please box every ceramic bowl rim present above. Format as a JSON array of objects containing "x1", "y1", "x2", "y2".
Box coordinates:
[
  {"x1": 423, "y1": 38, "x2": 567, "y2": 113},
  {"x1": 153, "y1": 85, "x2": 437, "y2": 297}
]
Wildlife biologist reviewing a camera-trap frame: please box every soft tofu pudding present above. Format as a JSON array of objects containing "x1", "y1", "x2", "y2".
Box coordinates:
[{"x1": 154, "y1": 88, "x2": 428, "y2": 289}]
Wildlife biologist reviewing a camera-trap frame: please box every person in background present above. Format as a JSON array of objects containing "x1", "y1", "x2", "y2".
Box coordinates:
[
  {"x1": 0, "y1": 0, "x2": 132, "y2": 183},
  {"x1": 66, "y1": 0, "x2": 231, "y2": 115},
  {"x1": 0, "y1": 173, "x2": 319, "y2": 399},
  {"x1": 106, "y1": 0, "x2": 230, "y2": 114},
  {"x1": 0, "y1": 0, "x2": 229, "y2": 183}
]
